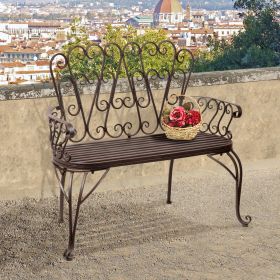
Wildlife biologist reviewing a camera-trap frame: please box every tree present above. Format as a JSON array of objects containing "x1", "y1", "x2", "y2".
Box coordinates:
[
  {"x1": 61, "y1": 20, "x2": 192, "y2": 79},
  {"x1": 233, "y1": 0, "x2": 280, "y2": 15},
  {"x1": 231, "y1": 0, "x2": 280, "y2": 66},
  {"x1": 195, "y1": 0, "x2": 280, "y2": 71},
  {"x1": 232, "y1": 0, "x2": 280, "y2": 51}
]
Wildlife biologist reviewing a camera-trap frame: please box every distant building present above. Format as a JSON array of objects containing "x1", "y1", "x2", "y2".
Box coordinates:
[
  {"x1": 153, "y1": 0, "x2": 184, "y2": 25},
  {"x1": 55, "y1": 29, "x2": 68, "y2": 42},
  {"x1": 0, "y1": 23, "x2": 28, "y2": 35},
  {"x1": 191, "y1": 10, "x2": 205, "y2": 25},
  {"x1": 89, "y1": 33, "x2": 101, "y2": 43},
  {"x1": 0, "y1": 31, "x2": 12, "y2": 45},
  {"x1": 0, "y1": 46, "x2": 42, "y2": 63},
  {"x1": 168, "y1": 27, "x2": 213, "y2": 47},
  {"x1": 126, "y1": 16, "x2": 154, "y2": 27},
  {"x1": 28, "y1": 21, "x2": 62, "y2": 36},
  {"x1": 213, "y1": 24, "x2": 244, "y2": 40},
  {"x1": 189, "y1": 27, "x2": 213, "y2": 45},
  {"x1": 0, "y1": 60, "x2": 51, "y2": 84}
]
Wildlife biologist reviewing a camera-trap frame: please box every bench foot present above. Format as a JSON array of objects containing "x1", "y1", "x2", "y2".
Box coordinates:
[{"x1": 63, "y1": 248, "x2": 74, "y2": 261}]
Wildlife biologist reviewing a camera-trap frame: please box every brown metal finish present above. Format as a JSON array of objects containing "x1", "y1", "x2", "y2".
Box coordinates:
[
  {"x1": 208, "y1": 152, "x2": 252, "y2": 227},
  {"x1": 53, "y1": 132, "x2": 232, "y2": 171},
  {"x1": 167, "y1": 159, "x2": 174, "y2": 204},
  {"x1": 49, "y1": 41, "x2": 194, "y2": 146},
  {"x1": 59, "y1": 169, "x2": 66, "y2": 223},
  {"x1": 48, "y1": 41, "x2": 251, "y2": 260}
]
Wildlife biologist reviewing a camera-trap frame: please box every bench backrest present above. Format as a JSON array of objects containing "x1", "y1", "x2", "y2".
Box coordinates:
[{"x1": 50, "y1": 41, "x2": 194, "y2": 142}]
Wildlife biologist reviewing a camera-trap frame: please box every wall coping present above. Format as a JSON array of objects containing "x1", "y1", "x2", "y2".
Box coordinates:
[{"x1": 0, "y1": 66, "x2": 279, "y2": 101}]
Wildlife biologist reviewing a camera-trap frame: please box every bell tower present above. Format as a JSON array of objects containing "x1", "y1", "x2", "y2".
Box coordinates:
[{"x1": 186, "y1": 0, "x2": 191, "y2": 21}]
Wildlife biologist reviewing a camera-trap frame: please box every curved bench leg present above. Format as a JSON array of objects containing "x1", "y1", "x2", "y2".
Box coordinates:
[
  {"x1": 228, "y1": 150, "x2": 252, "y2": 227},
  {"x1": 167, "y1": 159, "x2": 174, "y2": 204},
  {"x1": 63, "y1": 172, "x2": 87, "y2": 261},
  {"x1": 208, "y1": 151, "x2": 252, "y2": 226},
  {"x1": 54, "y1": 169, "x2": 109, "y2": 261}
]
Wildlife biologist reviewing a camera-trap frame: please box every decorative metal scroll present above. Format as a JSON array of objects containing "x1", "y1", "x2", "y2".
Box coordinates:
[
  {"x1": 49, "y1": 106, "x2": 76, "y2": 161},
  {"x1": 194, "y1": 96, "x2": 242, "y2": 139},
  {"x1": 49, "y1": 40, "x2": 194, "y2": 143}
]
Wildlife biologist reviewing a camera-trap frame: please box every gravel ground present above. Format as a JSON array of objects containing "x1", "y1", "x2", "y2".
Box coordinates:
[{"x1": 1, "y1": 162, "x2": 280, "y2": 280}]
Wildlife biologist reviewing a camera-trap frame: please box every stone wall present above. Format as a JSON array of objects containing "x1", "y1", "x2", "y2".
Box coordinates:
[{"x1": 0, "y1": 67, "x2": 279, "y2": 200}]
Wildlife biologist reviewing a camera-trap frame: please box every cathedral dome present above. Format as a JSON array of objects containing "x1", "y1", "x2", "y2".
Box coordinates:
[{"x1": 154, "y1": 0, "x2": 183, "y2": 14}]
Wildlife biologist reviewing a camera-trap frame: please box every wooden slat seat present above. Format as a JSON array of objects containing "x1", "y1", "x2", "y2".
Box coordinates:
[{"x1": 54, "y1": 132, "x2": 232, "y2": 171}]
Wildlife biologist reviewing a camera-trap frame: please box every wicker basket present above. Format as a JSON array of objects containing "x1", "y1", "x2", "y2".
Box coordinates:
[
  {"x1": 162, "y1": 96, "x2": 202, "y2": 141},
  {"x1": 162, "y1": 121, "x2": 201, "y2": 140}
]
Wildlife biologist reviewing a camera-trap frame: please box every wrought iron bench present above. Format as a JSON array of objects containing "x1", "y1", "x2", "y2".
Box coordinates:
[{"x1": 49, "y1": 41, "x2": 251, "y2": 260}]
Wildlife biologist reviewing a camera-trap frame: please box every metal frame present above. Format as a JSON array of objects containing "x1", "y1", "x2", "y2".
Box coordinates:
[
  {"x1": 48, "y1": 41, "x2": 252, "y2": 260},
  {"x1": 208, "y1": 151, "x2": 252, "y2": 226},
  {"x1": 54, "y1": 166, "x2": 110, "y2": 260},
  {"x1": 54, "y1": 149, "x2": 251, "y2": 261}
]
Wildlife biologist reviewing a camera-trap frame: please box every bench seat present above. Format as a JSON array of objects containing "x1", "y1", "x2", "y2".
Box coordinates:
[{"x1": 54, "y1": 132, "x2": 232, "y2": 171}]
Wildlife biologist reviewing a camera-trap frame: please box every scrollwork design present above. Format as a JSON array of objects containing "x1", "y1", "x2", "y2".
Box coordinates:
[
  {"x1": 141, "y1": 41, "x2": 159, "y2": 57},
  {"x1": 86, "y1": 125, "x2": 107, "y2": 141},
  {"x1": 167, "y1": 94, "x2": 180, "y2": 106},
  {"x1": 194, "y1": 96, "x2": 242, "y2": 139},
  {"x1": 158, "y1": 40, "x2": 176, "y2": 57},
  {"x1": 175, "y1": 49, "x2": 194, "y2": 95},
  {"x1": 50, "y1": 40, "x2": 197, "y2": 146},
  {"x1": 48, "y1": 106, "x2": 76, "y2": 162},
  {"x1": 105, "y1": 122, "x2": 135, "y2": 139}
]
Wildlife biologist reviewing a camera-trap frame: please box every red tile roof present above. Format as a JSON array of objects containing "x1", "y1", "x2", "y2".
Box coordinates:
[
  {"x1": 191, "y1": 28, "x2": 213, "y2": 34},
  {"x1": 35, "y1": 60, "x2": 49, "y2": 66},
  {"x1": 28, "y1": 21, "x2": 61, "y2": 28},
  {"x1": 0, "y1": 62, "x2": 25, "y2": 68},
  {"x1": 1, "y1": 47, "x2": 42, "y2": 54},
  {"x1": 154, "y1": 0, "x2": 182, "y2": 14},
  {"x1": 16, "y1": 70, "x2": 50, "y2": 74}
]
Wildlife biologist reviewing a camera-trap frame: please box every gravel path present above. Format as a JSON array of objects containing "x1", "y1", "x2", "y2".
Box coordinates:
[{"x1": 1, "y1": 163, "x2": 280, "y2": 280}]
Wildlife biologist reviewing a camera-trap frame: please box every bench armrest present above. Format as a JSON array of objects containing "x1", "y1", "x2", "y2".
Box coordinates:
[
  {"x1": 193, "y1": 96, "x2": 242, "y2": 139},
  {"x1": 48, "y1": 106, "x2": 76, "y2": 161}
]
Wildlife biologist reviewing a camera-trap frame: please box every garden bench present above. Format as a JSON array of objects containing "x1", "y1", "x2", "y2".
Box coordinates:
[{"x1": 48, "y1": 41, "x2": 251, "y2": 260}]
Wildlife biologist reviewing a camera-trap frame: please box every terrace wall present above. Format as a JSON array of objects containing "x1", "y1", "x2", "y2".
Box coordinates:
[{"x1": 0, "y1": 67, "x2": 279, "y2": 200}]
